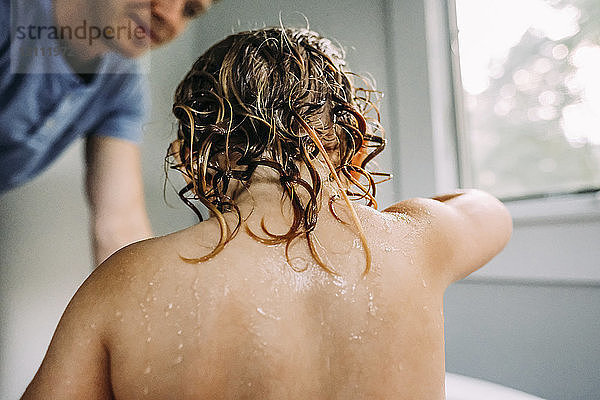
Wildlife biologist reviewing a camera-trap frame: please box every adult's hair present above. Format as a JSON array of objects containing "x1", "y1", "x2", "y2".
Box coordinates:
[{"x1": 169, "y1": 27, "x2": 387, "y2": 274}]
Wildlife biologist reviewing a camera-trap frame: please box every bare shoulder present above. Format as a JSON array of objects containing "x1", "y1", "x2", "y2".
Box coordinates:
[
  {"x1": 20, "y1": 235, "x2": 178, "y2": 399},
  {"x1": 380, "y1": 190, "x2": 512, "y2": 285},
  {"x1": 94, "y1": 222, "x2": 205, "y2": 280},
  {"x1": 19, "y1": 246, "x2": 151, "y2": 399}
]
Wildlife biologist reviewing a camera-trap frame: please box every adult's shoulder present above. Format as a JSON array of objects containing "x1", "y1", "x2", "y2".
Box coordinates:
[{"x1": 90, "y1": 54, "x2": 150, "y2": 141}]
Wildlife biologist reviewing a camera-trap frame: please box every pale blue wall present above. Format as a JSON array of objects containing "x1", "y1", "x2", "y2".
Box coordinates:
[{"x1": 445, "y1": 281, "x2": 600, "y2": 400}]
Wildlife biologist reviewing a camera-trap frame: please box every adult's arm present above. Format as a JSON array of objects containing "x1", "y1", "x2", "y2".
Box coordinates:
[{"x1": 85, "y1": 135, "x2": 152, "y2": 265}]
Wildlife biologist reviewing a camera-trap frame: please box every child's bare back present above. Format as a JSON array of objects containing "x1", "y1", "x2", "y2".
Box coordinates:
[
  {"x1": 22, "y1": 184, "x2": 511, "y2": 400},
  {"x1": 21, "y1": 27, "x2": 512, "y2": 399}
]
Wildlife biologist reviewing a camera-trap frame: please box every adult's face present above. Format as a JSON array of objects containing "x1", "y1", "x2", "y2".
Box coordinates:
[{"x1": 90, "y1": 0, "x2": 213, "y2": 58}]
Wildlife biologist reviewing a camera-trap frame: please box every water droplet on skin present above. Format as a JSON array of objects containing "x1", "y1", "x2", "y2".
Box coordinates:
[
  {"x1": 178, "y1": 343, "x2": 184, "y2": 350},
  {"x1": 115, "y1": 310, "x2": 123, "y2": 321},
  {"x1": 144, "y1": 365, "x2": 152, "y2": 374},
  {"x1": 247, "y1": 382, "x2": 252, "y2": 387},
  {"x1": 193, "y1": 277, "x2": 202, "y2": 302},
  {"x1": 90, "y1": 322, "x2": 97, "y2": 329},
  {"x1": 174, "y1": 355, "x2": 183, "y2": 364},
  {"x1": 422, "y1": 279, "x2": 428, "y2": 288},
  {"x1": 368, "y1": 292, "x2": 378, "y2": 316},
  {"x1": 349, "y1": 333, "x2": 362, "y2": 341},
  {"x1": 256, "y1": 307, "x2": 281, "y2": 320},
  {"x1": 149, "y1": 282, "x2": 154, "y2": 286},
  {"x1": 168, "y1": 303, "x2": 173, "y2": 310},
  {"x1": 146, "y1": 336, "x2": 152, "y2": 343},
  {"x1": 332, "y1": 276, "x2": 345, "y2": 287},
  {"x1": 177, "y1": 329, "x2": 183, "y2": 335},
  {"x1": 383, "y1": 218, "x2": 394, "y2": 233}
]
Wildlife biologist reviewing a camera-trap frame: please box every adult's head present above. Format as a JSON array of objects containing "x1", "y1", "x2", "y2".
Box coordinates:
[
  {"x1": 169, "y1": 27, "x2": 387, "y2": 272},
  {"x1": 55, "y1": 0, "x2": 214, "y2": 60}
]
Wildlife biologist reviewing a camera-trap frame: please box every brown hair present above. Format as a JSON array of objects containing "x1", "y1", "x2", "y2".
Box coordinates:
[{"x1": 168, "y1": 27, "x2": 388, "y2": 275}]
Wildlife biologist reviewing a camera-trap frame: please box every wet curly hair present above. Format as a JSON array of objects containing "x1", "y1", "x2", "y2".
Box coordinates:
[{"x1": 168, "y1": 27, "x2": 388, "y2": 275}]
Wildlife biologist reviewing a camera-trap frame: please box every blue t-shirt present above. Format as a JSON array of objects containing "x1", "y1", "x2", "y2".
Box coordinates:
[{"x1": 0, "y1": 0, "x2": 149, "y2": 192}]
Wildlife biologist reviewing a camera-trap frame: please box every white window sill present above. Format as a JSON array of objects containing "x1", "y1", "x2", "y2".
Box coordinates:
[
  {"x1": 504, "y1": 191, "x2": 600, "y2": 226},
  {"x1": 463, "y1": 192, "x2": 600, "y2": 285}
]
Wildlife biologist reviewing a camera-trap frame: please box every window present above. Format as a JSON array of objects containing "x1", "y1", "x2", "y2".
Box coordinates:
[
  {"x1": 453, "y1": 0, "x2": 600, "y2": 200},
  {"x1": 385, "y1": 0, "x2": 600, "y2": 282}
]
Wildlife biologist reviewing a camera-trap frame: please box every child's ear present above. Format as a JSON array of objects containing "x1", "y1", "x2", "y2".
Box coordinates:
[
  {"x1": 169, "y1": 139, "x2": 194, "y2": 187},
  {"x1": 349, "y1": 145, "x2": 368, "y2": 180}
]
